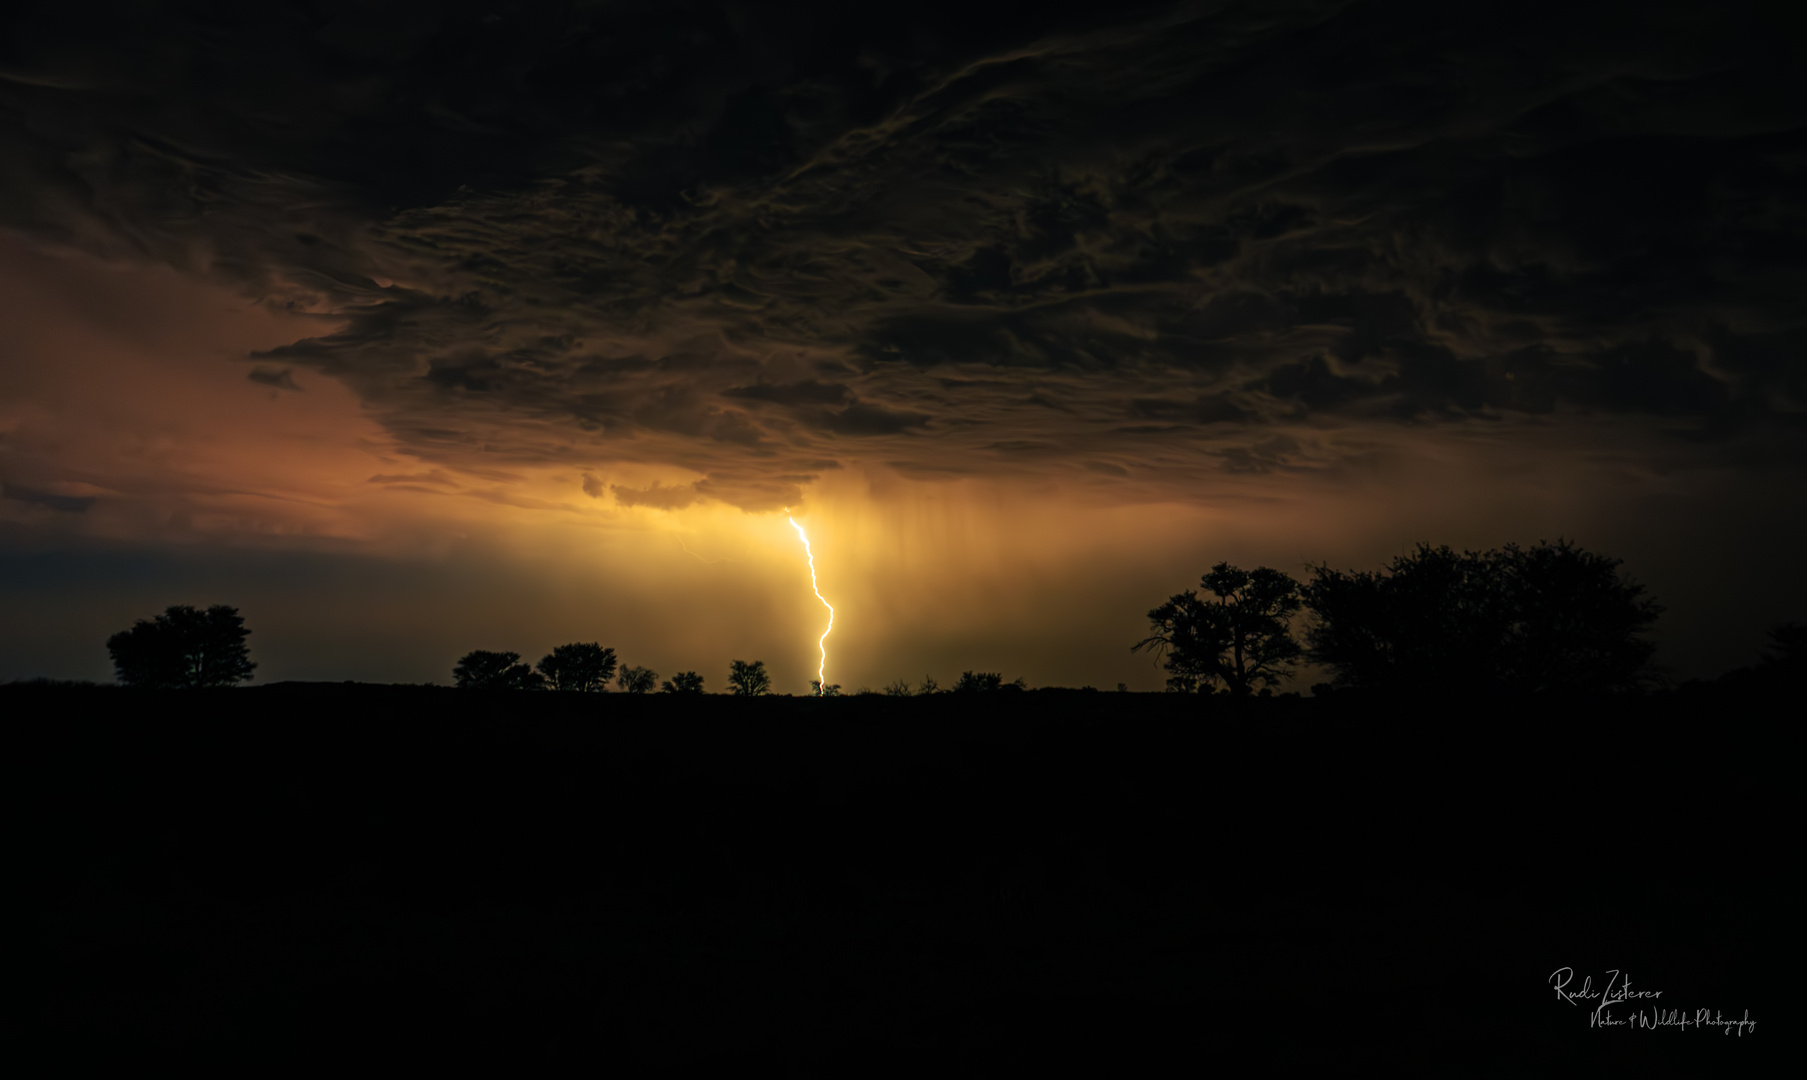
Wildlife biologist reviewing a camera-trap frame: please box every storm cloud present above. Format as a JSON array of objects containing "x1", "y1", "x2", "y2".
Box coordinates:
[{"x1": 2, "y1": 0, "x2": 1803, "y2": 513}]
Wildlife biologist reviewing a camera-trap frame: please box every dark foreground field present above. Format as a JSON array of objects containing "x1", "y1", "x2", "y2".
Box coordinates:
[{"x1": 8, "y1": 685, "x2": 1784, "y2": 1073}]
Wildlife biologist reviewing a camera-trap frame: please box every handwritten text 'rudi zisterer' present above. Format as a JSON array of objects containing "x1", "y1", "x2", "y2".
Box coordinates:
[{"x1": 1550, "y1": 968, "x2": 1756, "y2": 1035}]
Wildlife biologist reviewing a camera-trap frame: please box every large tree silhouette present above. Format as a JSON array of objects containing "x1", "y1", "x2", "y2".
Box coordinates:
[
  {"x1": 1302, "y1": 539, "x2": 1662, "y2": 694},
  {"x1": 727, "y1": 659, "x2": 771, "y2": 696},
  {"x1": 454, "y1": 650, "x2": 542, "y2": 689},
  {"x1": 106, "y1": 605, "x2": 256, "y2": 688},
  {"x1": 1134, "y1": 563, "x2": 1303, "y2": 696},
  {"x1": 536, "y1": 642, "x2": 617, "y2": 691}
]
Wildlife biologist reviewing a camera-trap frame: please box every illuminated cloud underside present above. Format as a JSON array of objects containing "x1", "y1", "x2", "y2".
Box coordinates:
[{"x1": 1, "y1": 2, "x2": 1803, "y2": 685}]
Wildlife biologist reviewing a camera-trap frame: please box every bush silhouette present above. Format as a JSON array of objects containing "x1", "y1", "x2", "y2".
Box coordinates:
[
  {"x1": 950, "y1": 671, "x2": 1025, "y2": 692},
  {"x1": 1303, "y1": 539, "x2": 1662, "y2": 694},
  {"x1": 660, "y1": 671, "x2": 705, "y2": 694},
  {"x1": 617, "y1": 665, "x2": 657, "y2": 694},
  {"x1": 106, "y1": 604, "x2": 256, "y2": 688},
  {"x1": 1134, "y1": 563, "x2": 1303, "y2": 696},
  {"x1": 454, "y1": 650, "x2": 542, "y2": 689},
  {"x1": 952, "y1": 671, "x2": 1002, "y2": 692},
  {"x1": 810, "y1": 681, "x2": 843, "y2": 697},
  {"x1": 727, "y1": 660, "x2": 771, "y2": 696},
  {"x1": 536, "y1": 643, "x2": 617, "y2": 691}
]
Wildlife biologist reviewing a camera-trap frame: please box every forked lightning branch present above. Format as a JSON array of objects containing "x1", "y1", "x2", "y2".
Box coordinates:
[{"x1": 786, "y1": 512, "x2": 835, "y2": 695}]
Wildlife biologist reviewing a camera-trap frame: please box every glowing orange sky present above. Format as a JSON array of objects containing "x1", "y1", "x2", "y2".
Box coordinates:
[
  {"x1": 4, "y1": 232, "x2": 1799, "y2": 689},
  {"x1": 3, "y1": 3, "x2": 1804, "y2": 688}
]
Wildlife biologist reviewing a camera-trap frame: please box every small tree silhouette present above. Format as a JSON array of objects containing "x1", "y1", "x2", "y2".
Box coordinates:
[
  {"x1": 727, "y1": 659, "x2": 771, "y2": 696},
  {"x1": 952, "y1": 671, "x2": 1003, "y2": 692},
  {"x1": 810, "y1": 680, "x2": 843, "y2": 697},
  {"x1": 883, "y1": 678, "x2": 913, "y2": 697},
  {"x1": 1134, "y1": 563, "x2": 1303, "y2": 696},
  {"x1": 454, "y1": 650, "x2": 542, "y2": 689},
  {"x1": 617, "y1": 665, "x2": 657, "y2": 694},
  {"x1": 661, "y1": 671, "x2": 706, "y2": 694},
  {"x1": 916, "y1": 675, "x2": 940, "y2": 695},
  {"x1": 536, "y1": 642, "x2": 617, "y2": 691},
  {"x1": 106, "y1": 605, "x2": 256, "y2": 688}
]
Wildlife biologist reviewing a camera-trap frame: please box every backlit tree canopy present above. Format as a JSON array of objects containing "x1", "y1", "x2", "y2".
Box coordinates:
[
  {"x1": 106, "y1": 604, "x2": 256, "y2": 689},
  {"x1": 1135, "y1": 564, "x2": 1303, "y2": 696},
  {"x1": 1303, "y1": 540, "x2": 1663, "y2": 695}
]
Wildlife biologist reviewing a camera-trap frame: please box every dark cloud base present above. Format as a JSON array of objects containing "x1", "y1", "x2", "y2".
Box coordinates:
[{"x1": 4, "y1": 0, "x2": 1805, "y2": 507}]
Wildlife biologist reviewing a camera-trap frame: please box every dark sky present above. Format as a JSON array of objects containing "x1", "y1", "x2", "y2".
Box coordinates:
[{"x1": 3, "y1": 0, "x2": 1803, "y2": 689}]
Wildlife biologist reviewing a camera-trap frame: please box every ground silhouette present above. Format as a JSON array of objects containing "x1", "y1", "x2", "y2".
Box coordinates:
[{"x1": 9, "y1": 682, "x2": 1782, "y2": 1072}]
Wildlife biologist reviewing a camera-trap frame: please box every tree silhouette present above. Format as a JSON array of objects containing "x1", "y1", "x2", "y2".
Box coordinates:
[
  {"x1": 454, "y1": 650, "x2": 543, "y2": 689},
  {"x1": 660, "y1": 670, "x2": 705, "y2": 694},
  {"x1": 536, "y1": 642, "x2": 617, "y2": 691},
  {"x1": 1302, "y1": 539, "x2": 1662, "y2": 694},
  {"x1": 727, "y1": 659, "x2": 771, "y2": 696},
  {"x1": 1134, "y1": 563, "x2": 1303, "y2": 696},
  {"x1": 617, "y1": 665, "x2": 657, "y2": 694},
  {"x1": 810, "y1": 680, "x2": 843, "y2": 697},
  {"x1": 949, "y1": 672, "x2": 1028, "y2": 692},
  {"x1": 106, "y1": 604, "x2": 256, "y2": 688},
  {"x1": 952, "y1": 671, "x2": 1003, "y2": 692}
]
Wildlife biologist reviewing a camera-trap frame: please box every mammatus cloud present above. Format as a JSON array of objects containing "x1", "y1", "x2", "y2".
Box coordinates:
[{"x1": 1, "y1": 0, "x2": 1803, "y2": 513}]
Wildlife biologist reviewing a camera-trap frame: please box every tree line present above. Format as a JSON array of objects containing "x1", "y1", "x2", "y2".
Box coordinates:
[
  {"x1": 98, "y1": 537, "x2": 1800, "y2": 696},
  {"x1": 1135, "y1": 538, "x2": 1668, "y2": 696},
  {"x1": 450, "y1": 647, "x2": 762, "y2": 696}
]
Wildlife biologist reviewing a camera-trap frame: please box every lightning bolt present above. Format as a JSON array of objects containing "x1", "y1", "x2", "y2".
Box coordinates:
[{"x1": 786, "y1": 511, "x2": 834, "y2": 693}]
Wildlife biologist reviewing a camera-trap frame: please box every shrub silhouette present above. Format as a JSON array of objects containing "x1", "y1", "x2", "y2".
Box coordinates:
[
  {"x1": 952, "y1": 671, "x2": 1002, "y2": 692},
  {"x1": 1303, "y1": 539, "x2": 1662, "y2": 694},
  {"x1": 660, "y1": 670, "x2": 705, "y2": 694},
  {"x1": 617, "y1": 665, "x2": 657, "y2": 694},
  {"x1": 950, "y1": 671, "x2": 1025, "y2": 692},
  {"x1": 1134, "y1": 563, "x2": 1303, "y2": 696},
  {"x1": 727, "y1": 660, "x2": 771, "y2": 696},
  {"x1": 810, "y1": 681, "x2": 843, "y2": 697},
  {"x1": 106, "y1": 604, "x2": 256, "y2": 688},
  {"x1": 454, "y1": 650, "x2": 542, "y2": 689},
  {"x1": 536, "y1": 643, "x2": 617, "y2": 691},
  {"x1": 883, "y1": 678, "x2": 913, "y2": 697}
]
